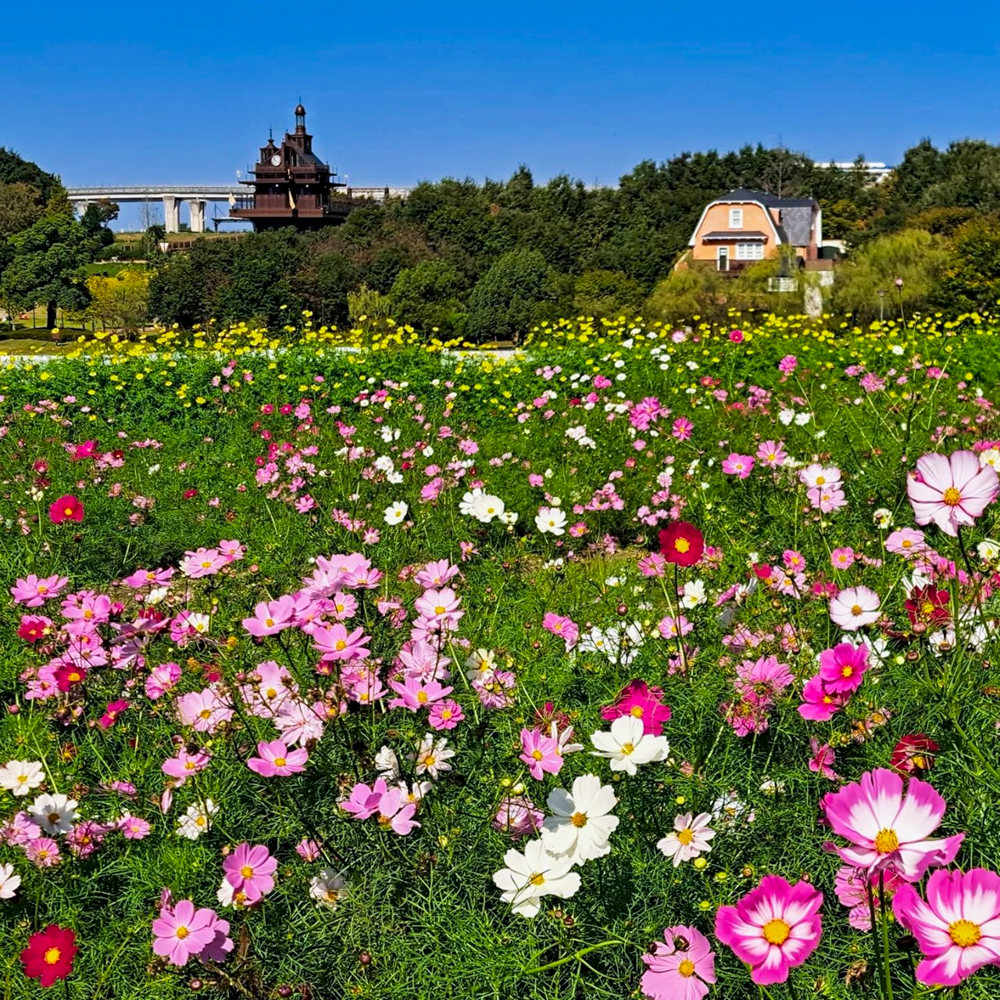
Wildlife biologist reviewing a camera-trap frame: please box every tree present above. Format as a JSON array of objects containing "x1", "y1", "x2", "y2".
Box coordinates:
[
  {"x1": 466, "y1": 249, "x2": 554, "y2": 344},
  {"x1": 389, "y1": 260, "x2": 469, "y2": 335},
  {"x1": 0, "y1": 183, "x2": 46, "y2": 237},
  {"x1": 572, "y1": 270, "x2": 645, "y2": 318},
  {"x1": 645, "y1": 267, "x2": 728, "y2": 323},
  {"x1": 87, "y1": 268, "x2": 149, "y2": 335},
  {"x1": 0, "y1": 148, "x2": 65, "y2": 208},
  {"x1": 81, "y1": 200, "x2": 119, "y2": 237},
  {"x1": 1, "y1": 215, "x2": 101, "y2": 328},
  {"x1": 148, "y1": 253, "x2": 204, "y2": 328},
  {"x1": 347, "y1": 284, "x2": 392, "y2": 324},
  {"x1": 936, "y1": 216, "x2": 1000, "y2": 312},
  {"x1": 831, "y1": 230, "x2": 951, "y2": 319}
]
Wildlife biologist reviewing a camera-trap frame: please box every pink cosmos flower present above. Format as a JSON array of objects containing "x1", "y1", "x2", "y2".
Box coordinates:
[
  {"x1": 242, "y1": 596, "x2": 296, "y2": 637},
  {"x1": 161, "y1": 749, "x2": 212, "y2": 785},
  {"x1": 799, "y1": 464, "x2": 842, "y2": 490},
  {"x1": 893, "y1": 867, "x2": 1000, "y2": 987},
  {"x1": 99, "y1": 700, "x2": 129, "y2": 729},
  {"x1": 493, "y1": 795, "x2": 544, "y2": 839},
  {"x1": 118, "y1": 815, "x2": 151, "y2": 839},
  {"x1": 808, "y1": 484, "x2": 848, "y2": 512},
  {"x1": 152, "y1": 899, "x2": 219, "y2": 966},
  {"x1": 908, "y1": 450, "x2": 999, "y2": 537},
  {"x1": 714, "y1": 875, "x2": 823, "y2": 985},
  {"x1": 722, "y1": 453, "x2": 754, "y2": 479},
  {"x1": 10, "y1": 574, "x2": 69, "y2": 608},
  {"x1": 798, "y1": 674, "x2": 849, "y2": 721},
  {"x1": 374, "y1": 787, "x2": 420, "y2": 835},
  {"x1": 756, "y1": 440, "x2": 787, "y2": 468},
  {"x1": 808, "y1": 739, "x2": 839, "y2": 781},
  {"x1": 641, "y1": 924, "x2": 716, "y2": 1000},
  {"x1": 885, "y1": 528, "x2": 927, "y2": 558},
  {"x1": 733, "y1": 656, "x2": 793, "y2": 702},
  {"x1": 222, "y1": 843, "x2": 277, "y2": 903},
  {"x1": 835, "y1": 865, "x2": 902, "y2": 931},
  {"x1": 341, "y1": 778, "x2": 388, "y2": 820},
  {"x1": 600, "y1": 680, "x2": 672, "y2": 735},
  {"x1": 542, "y1": 612, "x2": 579, "y2": 650},
  {"x1": 830, "y1": 547, "x2": 855, "y2": 570},
  {"x1": 658, "y1": 615, "x2": 693, "y2": 639},
  {"x1": 829, "y1": 586, "x2": 881, "y2": 631},
  {"x1": 246, "y1": 740, "x2": 308, "y2": 777},
  {"x1": 296, "y1": 838, "x2": 321, "y2": 862},
  {"x1": 821, "y1": 768, "x2": 964, "y2": 882},
  {"x1": 519, "y1": 728, "x2": 563, "y2": 780},
  {"x1": 26, "y1": 837, "x2": 60, "y2": 867},
  {"x1": 176, "y1": 688, "x2": 234, "y2": 733},
  {"x1": 313, "y1": 623, "x2": 371, "y2": 661},
  {"x1": 428, "y1": 699, "x2": 464, "y2": 730},
  {"x1": 387, "y1": 675, "x2": 453, "y2": 712},
  {"x1": 672, "y1": 417, "x2": 693, "y2": 441},
  {"x1": 818, "y1": 643, "x2": 870, "y2": 694},
  {"x1": 180, "y1": 548, "x2": 227, "y2": 579}
]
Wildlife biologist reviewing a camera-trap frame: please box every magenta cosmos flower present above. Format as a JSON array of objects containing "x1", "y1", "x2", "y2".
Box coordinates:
[
  {"x1": 893, "y1": 867, "x2": 1000, "y2": 987},
  {"x1": 908, "y1": 450, "x2": 999, "y2": 537},
  {"x1": 641, "y1": 924, "x2": 716, "y2": 1000},
  {"x1": 821, "y1": 768, "x2": 964, "y2": 882},
  {"x1": 829, "y1": 586, "x2": 881, "y2": 631},
  {"x1": 222, "y1": 843, "x2": 277, "y2": 903},
  {"x1": 247, "y1": 740, "x2": 308, "y2": 777},
  {"x1": 152, "y1": 899, "x2": 219, "y2": 965},
  {"x1": 817, "y1": 643, "x2": 870, "y2": 695},
  {"x1": 519, "y1": 728, "x2": 563, "y2": 780},
  {"x1": 714, "y1": 875, "x2": 823, "y2": 985}
]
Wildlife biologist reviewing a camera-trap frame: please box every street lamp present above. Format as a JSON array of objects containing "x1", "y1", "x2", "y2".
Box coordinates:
[{"x1": 877, "y1": 289, "x2": 887, "y2": 322}]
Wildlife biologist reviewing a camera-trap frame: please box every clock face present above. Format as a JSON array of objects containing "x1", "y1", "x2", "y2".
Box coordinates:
[{"x1": 270, "y1": 154, "x2": 281, "y2": 166}]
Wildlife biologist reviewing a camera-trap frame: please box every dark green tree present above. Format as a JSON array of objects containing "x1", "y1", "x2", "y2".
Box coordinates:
[
  {"x1": 467, "y1": 249, "x2": 553, "y2": 344},
  {"x1": 389, "y1": 260, "x2": 469, "y2": 335}
]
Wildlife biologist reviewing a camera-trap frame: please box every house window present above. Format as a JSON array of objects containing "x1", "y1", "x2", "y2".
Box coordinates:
[
  {"x1": 735, "y1": 243, "x2": 764, "y2": 260},
  {"x1": 728, "y1": 208, "x2": 743, "y2": 228}
]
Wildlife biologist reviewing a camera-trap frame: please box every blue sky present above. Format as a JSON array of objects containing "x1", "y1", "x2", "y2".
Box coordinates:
[{"x1": 4, "y1": 0, "x2": 1000, "y2": 228}]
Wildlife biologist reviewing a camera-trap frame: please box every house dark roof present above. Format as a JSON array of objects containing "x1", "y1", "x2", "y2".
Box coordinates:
[
  {"x1": 702, "y1": 230, "x2": 769, "y2": 240},
  {"x1": 716, "y1": 188, "x2": 818, "y2": 209}
]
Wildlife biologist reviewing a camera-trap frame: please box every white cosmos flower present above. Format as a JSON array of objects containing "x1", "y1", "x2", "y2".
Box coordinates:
[
  {"x1": 460, "y1": 490, "x2": 505, "y2": 523},
  {"x1": 176, "y1": 799, "x2": 218, "y2": 839},
  {"x1": 384, "y1": 501, "x2": 408, "y2": 525},
  {"x1": 27, "y1": 793, "x2": 78, "y2": 836},
  {"x1": 542, "y1": 774, "x2": 619, "y2": 864},
  {"x1": 589, "y1": 716, "x2": 669, "y2": 776},
  {"x1": 656, "y1": 812, "x2": 715, "y2": 866},
  {"x1": 978, "y1": 539, "x2": 1000, "y2": 562},
  {"x1": 535, "y1": 506, "x2": 567, "y2": 536},
  {"x1": 0, "y1": 760, "x2": 45, "y2": 797},
  {"x1": 310, "y1": 868, "x2": 349, "y2": 909},
  {"x1": 0, "y1": 862, "x2": 20, "y2": 900},
  {"x1": 374, "y1": 746, "x2": 400, "y2": 780},
  {"x1": 411, "y1": 734, "x2": 455, "y2": 779},
  {"x1": 681, "y1": 579, "x2": 706, "y2": 609},
  {"x1": 492, "y1": 838, "x2": 581, "y2": 919}
]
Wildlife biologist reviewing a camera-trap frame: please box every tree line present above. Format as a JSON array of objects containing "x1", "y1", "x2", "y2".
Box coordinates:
[{"x1": 5, "y1": 139, "x2": 1000, "y2": 337}]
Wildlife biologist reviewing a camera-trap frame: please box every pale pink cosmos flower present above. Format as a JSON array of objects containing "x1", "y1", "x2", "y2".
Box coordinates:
[
  {"x1": 387, "y1": 676, "x2": 453, "y2": 712},
  {"x1": 715, "y1": 875, "x2": 823, "y2": 985},
  {"x1": 799, "y1": 463, "x2": 842, "y2": 489},
  {"x1": 829, "y1": 586, "x2": 881, "y2": 631},
  {"x1": 641, "y1": 924, "x2": 716, "y2": 1000},
  {"x1": 176, "y1": 688, "x2": 234, "y2": 733},
  {"x1": 246, "y1": 740, "x2": 308, "y2": 777},
  {"x1": 493, "y1": 795, "x2": 544, "y2": 839},
  {"x1": 118, "y1": 815, "x2": 151, "y2": 839},
  {"x1": 222, "y1": 843, "x2": 277, "y2": 903},
  {"x1": 830, "y1": 547, "x2": 855, "y2": 570},
  {"x1": 908, "y1": 450, "x2": 999, "y2": 537},
  {"x1": 893, "y1": 867, "x2": 1000, "y2": 987},
  {"x1": 341, "y1": 778, "x2": 387, "y2": 820},
  {"x1": 835, "y1": 865, "x2": 902, "y2": 931},
  {"x1": 656, "y1": 812, "x2": 715, "y2": 866},
  {"x1": 242, "y1": 596, "x2": 297, "y2": 637},
  {"x1": 161, "y1": 749, "x2": 212, "y2": 785},
  {"x1": 756, "y1": 440, "x2": 787, "y2": 468},
  {"x1": 821, "y1": 768, "x2": 964, "y2": 882},
  {"x1": 374, "y1": 787, "x2": 420, "y2": 835},
  {"x1": 886, "y1": 527, "x2": 927, "y2": 558}
]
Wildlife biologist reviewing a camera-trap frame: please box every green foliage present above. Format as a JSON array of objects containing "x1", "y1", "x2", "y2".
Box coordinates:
[
  {"x1": 937, "y1": 215, "x2": 1000, "y2": 312},
  {"x1": 831, "y1": 229, "x2": 952, "y2": 318},
  {"x1": 347, "y1": 283, "x2": 392, "y2": 323},
  {"x1": 0, "y1": 147, "x2": 65, "y2": 209},
  {"x1": 0, "y1": 184, "x2": 46, "y2": 238},
  {"x1": 389, "y1": 259, "x2": 469, "y2": 335},
  {"x1": 467, "y1": 249, "x2": 554, "y2": 344},
  {"x1": 86, "y1": 268, "x2": 150, "y2": 334},
  {"x1": 645, "y1": 266, "x2": 727, "y2": 323},
  {"x1": 571, "y1": 269, "x2": 646, "y2": 318}
]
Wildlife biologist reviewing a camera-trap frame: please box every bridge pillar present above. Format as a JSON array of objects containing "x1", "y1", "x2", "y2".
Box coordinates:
[
  {"x1": 163, "y1": 196, "x2": 180, "y2": 233},
  {"x1": 188, "y1": 199, "x2": 207, "y2": 233},
  {"x1": 75, "y1": 202, "x2": 90, "y2": 219}
]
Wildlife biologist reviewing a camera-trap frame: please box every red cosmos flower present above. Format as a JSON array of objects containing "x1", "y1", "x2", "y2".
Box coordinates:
[
  {"x1": 658, "y1": 521, "x2": 704, "y2": 567},
  {"x1": 18, "y1": 616, "x2": 52, "y2": 644},
  {"x1": 891, "y1": 734, "x2": 939, "y2": 775},
  {"x1": 54, "y1": 664, "x2": 88, "y2": 693},
  {"x1": 49, "y1": 495, "x2": 84, "y2": 525},
  {"x1": 904, "y1": 586, "x2": 951, "y2": 626},
  {"x1": 183, "y1": 489, "x2": 199, "y2": 500},
  {"x1": 21, "y1": 924, "x2": 77, "y2": 987}
]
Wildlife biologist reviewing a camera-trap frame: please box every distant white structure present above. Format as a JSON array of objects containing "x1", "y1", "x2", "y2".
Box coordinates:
[{"x1": 814, "y1": 161, "x2": 894, "y2": 182}]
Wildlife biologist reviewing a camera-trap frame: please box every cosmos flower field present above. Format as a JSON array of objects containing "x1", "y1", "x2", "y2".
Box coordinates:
[{"x1": 3, "y1": 313, "x2": 1000, "y2": 999}]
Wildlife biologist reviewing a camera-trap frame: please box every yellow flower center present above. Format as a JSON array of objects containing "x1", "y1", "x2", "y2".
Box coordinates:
[
  {"x1": 434, "y1": 606, "x2": 446, "y2": 615},
  {"x1": 874, "y1": 828, "x2": 900, "y2": 854},
  {"x1": 678, "y1": 959, "x2": 696, "y2": 977},
  {"x1": 851, "y1": 605, "x2": 862, "y2": 616},
  {"x1": 620, "y1": 743, "x2": 634, "y2": 755},
  {"x1": 441, "y1": 709, "x2": 452, "y2": 720},
  {"x1": 949, "y1": 920, "x2": 981, "y2": 947},
  {"x1": 531, "y1": 750, "x2": 543, "y2": 760},
  {"x1": 240, "y1": 865, "x2": 254, "y2": 879},
  {"x1": 943, "y1": 487, "x2": 961, "y2": 506},
  {"x1": 529, "y1": 873, "x2": 545, "y2": 886},
  {"x1": 762, "y1": 918, "x2": 790, "y2": 946},
  {"x1": 816, "y1": 475, "x2": 826, "y2": 485},
  {"x1": 571, "y1": 812, "x2": 588, "y2": 828},
  {"x1": 273, "y1": 757, "x2": 286, "y2": 767},
  {"x1": 175, "y1": 927, "x2": 189, "y2": 940},
  {"x1": 265, "y1": 618, "x2": 274, "y2": 627},
  {"x1": 675, "y1": 538, "x2": 690, "y2": 553},
  {"x1": 417, "y1": 691, "x2": 428, "y2": 704},
  {"x1": 335, "y1": 640, "x2": 347, "y2": 650},
  {"x1": 199, "y1": 709, "x2": 211, "y2": 719},
  {"x1": 630, "y1": 706, "x2": 644, "y2": 718},
  {"x1": 841, "y1": 666, "x2": 853, "y2": 677},
  {"x1": 676, "y1": 828, "x2": 695, "y2": 845},
  {"x1": 43, "y1": 947, "x2": 61, "y2": 964}
]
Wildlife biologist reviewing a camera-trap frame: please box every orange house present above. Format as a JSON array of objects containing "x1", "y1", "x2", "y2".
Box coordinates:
[{"x1": 681, "y1": 189, "x2": 823, "y2": 273}]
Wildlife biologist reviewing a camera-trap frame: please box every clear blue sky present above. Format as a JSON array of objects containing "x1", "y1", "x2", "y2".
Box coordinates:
[{"x1": 4, "y1": 2, "x2": 999, "y2": 198}]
